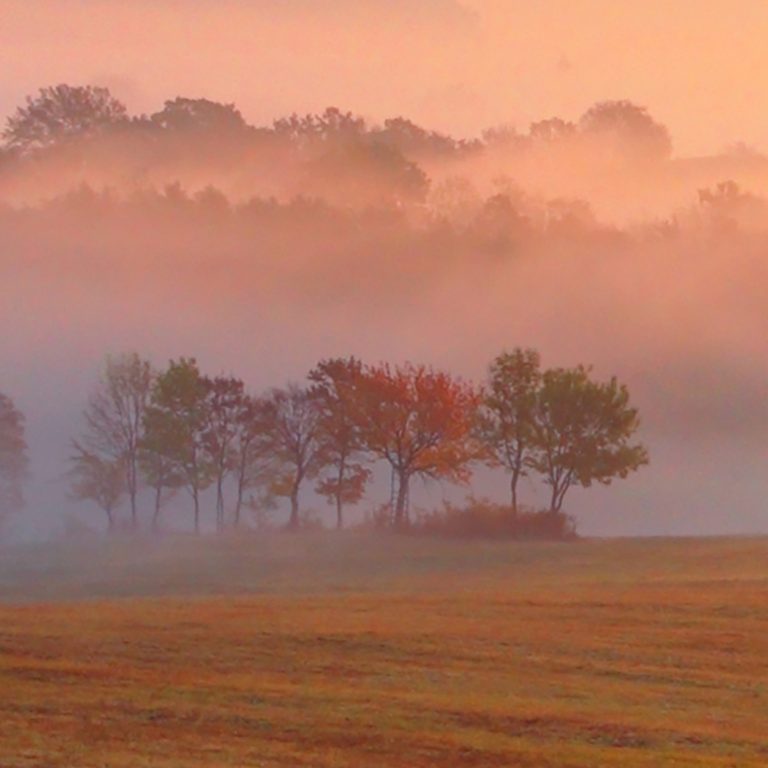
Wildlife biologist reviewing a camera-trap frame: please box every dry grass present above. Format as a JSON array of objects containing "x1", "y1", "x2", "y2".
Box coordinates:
[{"x1": 1, "y1": 534, "x2": 767, "y2": 766}]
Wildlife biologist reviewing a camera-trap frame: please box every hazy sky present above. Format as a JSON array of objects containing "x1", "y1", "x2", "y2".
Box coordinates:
[{"x1": 1, "y1": 0, "x2": 767, "y2": 155}]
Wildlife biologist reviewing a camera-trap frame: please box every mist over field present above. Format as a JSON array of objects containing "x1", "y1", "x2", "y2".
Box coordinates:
[
  {"x1": 1, "y1": 0, "x2": 768, "y2": 539},
  {"x1": 4, "y1": 7, "x2": 768, "y2": 768}
]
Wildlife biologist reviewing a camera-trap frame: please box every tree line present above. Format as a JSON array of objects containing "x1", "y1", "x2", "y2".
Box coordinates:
[
  {"x1": 0, "y1": 84, "x2": 676, "y2": 211},
  {"x1": 64, "y1": 350, "x2": 648, "y2": 534}
]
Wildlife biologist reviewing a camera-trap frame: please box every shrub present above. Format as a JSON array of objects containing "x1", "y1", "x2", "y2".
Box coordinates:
[{"x1": 411, "y1": 497, "x2": 577, "y2": 540}]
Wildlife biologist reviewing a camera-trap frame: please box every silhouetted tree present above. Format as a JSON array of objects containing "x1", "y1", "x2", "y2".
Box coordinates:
[
  {"x1": 529, "y1": 117, "x2": 576, "y2": 143},
  {"x1": 371, "y1": 117, "x2": 458, "y2": 157},
  {"x1": 578, "y1": 100, "x2": 672, "y2": 160},
  {"x1": 3, "y1": 84, "x2": 127, "y2": 152},
  {"x1": 232, "y1": 395, "x2": 273, "y2": 528},
  {"x1": 273, "y1": 107, "x2": 366, "y2": 146},
  {"x1": 261, "y1": 384, "x2": 322, "y2": 530},
  {"x1": 149, "y1": 97, "x2": 249, "y2": 135},
  {"x1": 0, "y1": 393, "x2": 28, "y2": 527},
  {"x1": 78, "y1": 353, "x2": 154, "y2": 530}
]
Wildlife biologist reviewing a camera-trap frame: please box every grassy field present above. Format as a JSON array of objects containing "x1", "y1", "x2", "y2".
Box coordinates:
[{"x1": 1, "y1": 533, "x2": 767, "y2": 767}]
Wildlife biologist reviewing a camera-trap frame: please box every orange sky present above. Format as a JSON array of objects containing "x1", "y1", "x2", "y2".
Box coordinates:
[{"x1": 1, "y1": 0, "x2": 767, "y2": 155}]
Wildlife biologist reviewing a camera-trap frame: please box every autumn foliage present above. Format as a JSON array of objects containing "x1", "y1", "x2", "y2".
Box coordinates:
[{"x1": 59, "y1": 350, "x2": 648, "y2": 538}]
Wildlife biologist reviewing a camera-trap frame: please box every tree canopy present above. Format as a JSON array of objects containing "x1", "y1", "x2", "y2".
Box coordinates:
[{"x1": 3, "y1": 84, "x2": 127, "y2": 152}]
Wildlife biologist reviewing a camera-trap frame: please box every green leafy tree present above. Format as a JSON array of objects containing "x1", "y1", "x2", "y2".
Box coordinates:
[
  {"x1": 530, "y1": 366, "x2": 649, "y2": 513},
  {"x1": 478, "y1": 349, "x2": 541, "y2": 515},
  {"x1": 0, "y1": 393, "x2": 28, "y2": 527},
  {"x1": 143, "y1": 358, "x2": 214, "y2": 534},
  {"x1": 138, "y1": 443, "x2": 184, "y2": 533}
]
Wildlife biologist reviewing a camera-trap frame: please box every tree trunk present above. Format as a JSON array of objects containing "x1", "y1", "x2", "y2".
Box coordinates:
[
  {"x1": 549, "y1": 483, "x2": 560, "y2": 514},
  {"x1": 128, "y1": 459, "x2": 138, "y2": 532},
  {"x1": 288, "y1": 486, "x2": 300, "y2": 530},
  {"x1": 335, "y1": 464, "x2": 344, "y2": 530},
  {"x1": 216, "y1": 473, "x2": 225, "y2": 533},
  {"x1": 234, "y1": 478, "x2": 244, "y2": 528},
  {"x1": 509, "y1": 470, "x2": 520, "y2": 518},
  {"x1": 192, "y1": 488, "x2": 200, "y2": 534},
  {"x1": 394, "y1": 471, "x2": 409, "y2": 529},
  {"x1": 152, "y1": 484, "x2": 162, "y2": 533}
]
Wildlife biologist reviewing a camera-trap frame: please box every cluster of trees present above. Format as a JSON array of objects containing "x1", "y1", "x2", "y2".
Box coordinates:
[
  {"x1": 0, "y1": 84, "x2": 681, "y2": 210},
  {"x1": 68, "y1": 351, "x2": 648, "y2": 534},
  {"x1": 3, "y1": 84, "x2": 765, "y2": 244},
  {"x1": 2, "y1": 84, "x2": 670, "y2": 162}
]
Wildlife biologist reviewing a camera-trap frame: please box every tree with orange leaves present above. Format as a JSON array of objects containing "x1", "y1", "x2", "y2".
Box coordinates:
[{"x1": 351, "y1": 362, "x2": 481, "y2": 528}]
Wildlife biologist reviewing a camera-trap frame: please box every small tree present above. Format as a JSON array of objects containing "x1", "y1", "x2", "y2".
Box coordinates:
[
  {"x1": 530, "y1": 366, "x2": 649, "y2": 513},
  {"x1": 309, "y1": 357, "x2": 371, "y2": 529},
  {"x1": 143, "y1": 358, "x2": 214, "y2": 534},
  {"x1": 78, "y1": 353, "x2": 153, "y2": 531},
  {"x1": 0, "y1": 393, "x2": 28, "y2": 528},
  {"x1": 478, "y1": 348, "x2": 541, "y2": 515},
  {"x1": 3, "y1": 84, "x2": 127, "y2": 152},
  {"x1": 352, "y1": 363, "x2": 481, "y2": 528},
  {"x1": 68, "y1": 442, "x2": 125, "y2": 532},
  {"x1": 262, "y1": 384, "x2": 322, "y2": 530}
]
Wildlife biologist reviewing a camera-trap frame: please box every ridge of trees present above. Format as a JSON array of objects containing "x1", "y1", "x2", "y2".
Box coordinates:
[
  {"x1": 0, "y1": 84, "x2": 682, "y2": 211},
  {"x1": 1, "y1": 85, "x2": 673, "y2": 161}
]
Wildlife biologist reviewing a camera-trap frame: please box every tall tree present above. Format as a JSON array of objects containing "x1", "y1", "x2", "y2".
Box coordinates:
[
  {"x1": 138, "y1": 443, "x2": 184, "y2": 533},
  {"x1": 144, "y1": 358, "x2": 214, "y2": 534},
  {"x1": 3, "y1": 84, "x2": 127, "y2": 152},
  {"x1": 79, "y1": 353, "x2": 154, "y2": 531},
  {"x1": 530, "y1": 366, "x2": 649, "y2": 513},
  {"x1": 0, "y1": 393, "x2": 28, "y2": 528},
  {"x1": 262, "y1": 384, "x2": 322, "y2": 530},
  {"x1": 578, "y1": 100, "x2": 672, "y2": 161},
  {"x1": 352, "y1": 363, "x2": 480, "y2": 528},
  {"x1": 149, "y1": 97, "x2": 249, "y2": 135},
  {"x1": 202, "y1": 375, "x2": 247, "y2": 533},
  {"x1": 308, "y1": 357, "x2": 371, "y2": 529},
  {"x1": 68, "y1": 442, "x2": 125, "y2": 532},
  {"x1": 477, "y1": 349, "x2": 541, "y2": 515},
  {"x1": 232, "y1": 395, "x2": 272, "y2": 528}
]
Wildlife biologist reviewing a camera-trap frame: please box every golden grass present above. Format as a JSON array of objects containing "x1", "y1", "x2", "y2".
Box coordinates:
[{"x1": 0, "y1": 534, "x2": 767, "y2": 766}]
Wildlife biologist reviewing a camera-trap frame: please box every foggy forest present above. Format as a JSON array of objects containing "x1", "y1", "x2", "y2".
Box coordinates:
[{"x1": 1, "y1": 83, "x2": 767, "y2": 538}]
